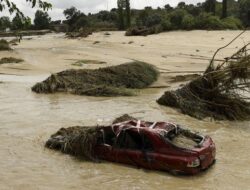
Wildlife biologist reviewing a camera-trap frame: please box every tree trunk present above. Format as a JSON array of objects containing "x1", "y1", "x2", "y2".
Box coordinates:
[
  {"x1": 222, "y1": 0, "x2": 227, "y2": 18},
  {"x1": 125, "y1": 0, "x2": 131, "y2": 28},
  {"x1": 117, "y1": 0, "x2": 125, "y2": 30},
  {"x1": 211, "y1": 0, "x2": 216, "y2": 15}
]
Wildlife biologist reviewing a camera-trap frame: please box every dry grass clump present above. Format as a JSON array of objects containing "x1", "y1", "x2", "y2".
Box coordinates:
[
  {"x1": 158, "y1": 42, "x2": 250, "y2": 120},
  {"x1": 45, "y1": 126, "x2": 100, "y2": 161},
  {"x1": 32, "y1": 62, "x2": 159, "y2": 96},
  {"x1": 0, "y1": 39, "x2": 11, "y2": 51},
  {"x1": 0, "y1": 57, "x2": 23, "y2": 65}
]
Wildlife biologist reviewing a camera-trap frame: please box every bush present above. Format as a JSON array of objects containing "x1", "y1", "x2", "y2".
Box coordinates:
[
  {"x1": 181, "y1": 14, "x2": 195, "y2": 30},
  {"x1": 161, "y1": 18, "x2": 173, "y2": 31},
  {"x1": 0, "y1": 39, "x2": 11, "y2": 51},
  {"x1": 169, "y1": 9, "x2": 188, "y2": 29},
  {"x1": 222, "y1": 17, "x2": 243, "y2": 30},
  {"x1": 195, "y1": 13, "x2": 224, "y2": 30},
  {"x1": 145, "y1": 13, "x2": 162, "y2": 27}
]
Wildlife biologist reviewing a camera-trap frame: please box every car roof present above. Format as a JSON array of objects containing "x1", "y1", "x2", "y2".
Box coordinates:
[{"x1": 111, "y1": 120, "x2": 177, "y2": 136}]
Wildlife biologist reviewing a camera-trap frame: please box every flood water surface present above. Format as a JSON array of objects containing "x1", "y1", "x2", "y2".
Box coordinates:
[
  {"x1": 1, "y1": 76, "x2": 250, "y2": 190},
  {"x1": 1, "y1": 32, "x2": 250, "y2": 190}
]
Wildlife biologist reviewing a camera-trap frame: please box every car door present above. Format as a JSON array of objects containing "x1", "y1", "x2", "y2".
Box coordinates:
[{"x1": 112, "y1": 129, "x2": 154, "y2": 169}]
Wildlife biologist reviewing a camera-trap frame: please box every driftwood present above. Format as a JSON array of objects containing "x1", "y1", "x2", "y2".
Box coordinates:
[{"x1": 158, "y1": 32, "x2": 250, "y2": 120}]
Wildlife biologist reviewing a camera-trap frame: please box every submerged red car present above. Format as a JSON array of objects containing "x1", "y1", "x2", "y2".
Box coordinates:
[
  {"x1": 46, "y1": 119, "x2": 216, "y2": 175},
  {"x1": 95, "y1": 120, "x2": 216, "y2": 175}
]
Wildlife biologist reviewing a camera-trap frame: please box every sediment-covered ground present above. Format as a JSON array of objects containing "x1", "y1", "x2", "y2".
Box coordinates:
[{"x1": 0, "y1": 31, "x2": 250, "y2": 190}]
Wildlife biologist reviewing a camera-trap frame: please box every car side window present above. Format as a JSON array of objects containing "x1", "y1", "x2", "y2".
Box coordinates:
[{"x1": 116, "y1": 130, "x2": 153, "y2": 151}]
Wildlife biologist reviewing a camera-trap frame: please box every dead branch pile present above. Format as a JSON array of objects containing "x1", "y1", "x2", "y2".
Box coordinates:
[
  {"x1": 66, "y1": 28, "x2": 93, "y2": 38},
  {"x1": 45, "y1": 114, "x2": 134, "y2": 160},
  {"x1": 45, "y1": 126, "x2": 100, "y2": 161},
  {"x1": 125, "y1": 26, "x2": 162, "y2": 36},
  {"x1": 32, "y1": 62, "x2": 158, "y2": 96},
  {"x1": 158, "y1": 42, "x2": 250, "y2": 120}
]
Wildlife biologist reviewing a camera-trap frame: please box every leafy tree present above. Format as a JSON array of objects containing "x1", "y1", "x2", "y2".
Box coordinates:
[
  {"x1": 63, "y1": 7, "x2": 88, "y2": 31},
  {"x1": 169, "y1": 9, "x2": 187, "y2": 28},
  {"x1": 204, "y1": 0, "x2": 216, "y2": 15},
  {"x1": 117, "y1": 0, "x2": 125, "y2": 29},
  {"x1": 11, "y1": 15, "x2": 24, "y2": 30},
  {"x1": 125, "y1": 0, "x2": 131, "y2": 27},
  {"x1": 0, "y1": 16, "x2": 11, "y2": 30},
  {"x1": 34, "y1": 10, "x2": 51, "y2": 29},
  {"x1": 177, "y1": 2, "x2": 186, "y2": 9},
  {"x1": 135, "y1": 9, "x2": 149, "y2": 26},
  {"x1": 146, "y1": 13, "x2": 162, "y2": 27},
  {"x1": 182, "y1": 14, "x2": 195, "y2": 29},
  {"x1": 0, "y1": 0, "x2": 51, "y2": 17},
  {"x1": 238, "y1": 0, "x2": 250, "y2": 26},
  {"x1": 117, "y1": 0, "x2": 131, "y2": 29},
  {"x1": 164, "y1": 4, "x2": 173, "y2": 12}
]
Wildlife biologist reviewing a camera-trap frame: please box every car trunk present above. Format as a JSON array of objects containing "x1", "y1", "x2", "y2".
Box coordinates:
[{"x1": 167, "y1": 127, "x2": 204, "y2": 150}]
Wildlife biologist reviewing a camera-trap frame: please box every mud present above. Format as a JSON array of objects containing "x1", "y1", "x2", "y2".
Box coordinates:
[{"x1": 1, "y1": 31, "x2": 250, "y2": 190}]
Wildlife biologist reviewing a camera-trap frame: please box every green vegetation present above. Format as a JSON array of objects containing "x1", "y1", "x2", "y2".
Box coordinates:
[
  {"x1": 1, "y1": 0, "x2": 249, "y2": 35},
  {"x1": 126, "y1": 0, "x2": 247, "y2": 36},
  {"x1": 32, "y1": 62, "x2": 159, "y2": 97},
  {"x1": 0, "y1": 57, "x2": 23, "y2": 64},
  {"x1": 0, "y1": 0, "x2": 51, "y2": 17},
  {"x1": 11, "y1": 15, "x2": 32, "y2": 30},
  {"x1": 0, "y1": 39, "x2": 11, "y2": 51},
  {"x1": 34, "y1": 10, "x2": 51, "y2": 30}
]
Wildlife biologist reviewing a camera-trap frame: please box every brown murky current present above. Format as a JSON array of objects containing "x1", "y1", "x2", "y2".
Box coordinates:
[{"x1": 0, "y1": 32, "x2": 250, "y2": 190}]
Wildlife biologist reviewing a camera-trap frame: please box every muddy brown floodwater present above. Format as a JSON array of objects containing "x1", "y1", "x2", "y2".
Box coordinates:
[{"x1": 0, "y1": 31, "x2": 250, "y2": 190}]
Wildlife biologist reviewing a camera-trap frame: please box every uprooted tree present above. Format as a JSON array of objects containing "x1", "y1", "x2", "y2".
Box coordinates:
[{"x1": 157, "y1": 32, "x2": 250, "y2": 120}]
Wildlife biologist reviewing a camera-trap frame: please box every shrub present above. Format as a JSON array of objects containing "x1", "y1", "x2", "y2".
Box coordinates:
[
  {"x1": 0, "y1": 39, "x2": 11, "y2": 51},
  {"x1": 195, "y1": 13, "x2": 224, "y2": 30},
  {"x1": 181, "y1": 14, "x2": 195, "y2": 30},
  {"x1": 169, "y1": 9, "x2": 188, "y2": 29},
  {"x1": 161, "y1": 18, "x2": 173, "y2": 31},
  {"x1": 222, "y1": 17, "x2": 243, "y2": 30}
]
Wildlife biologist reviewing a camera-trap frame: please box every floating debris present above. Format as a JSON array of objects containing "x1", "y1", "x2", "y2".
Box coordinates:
[
  {"x1": 0, "y1": 57, "x2": 23, "y2": 65},
  {"x1": 32, "y1": 62, "x2": 159, "y2": 96},
  {"x1": 158, "y1": 41, "x2": 250, "y2": 120}
]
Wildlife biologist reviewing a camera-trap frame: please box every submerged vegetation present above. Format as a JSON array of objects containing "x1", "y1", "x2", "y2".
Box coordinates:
[
  {"x1": 0, "y1": 39, "x2": 11, "y2": 51},
  {"x1": 0, "y1": 57, "x2": 23, "y2": 64},
  {"x1": 45, "y1": 114, "x2": 136, "y2": 161},
  {"x1": 158, "y1": 39, "x2": 250, "y2": 120},
  {"x1": 32, "y1": 62, "x2": 159, "y2": 96}
]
